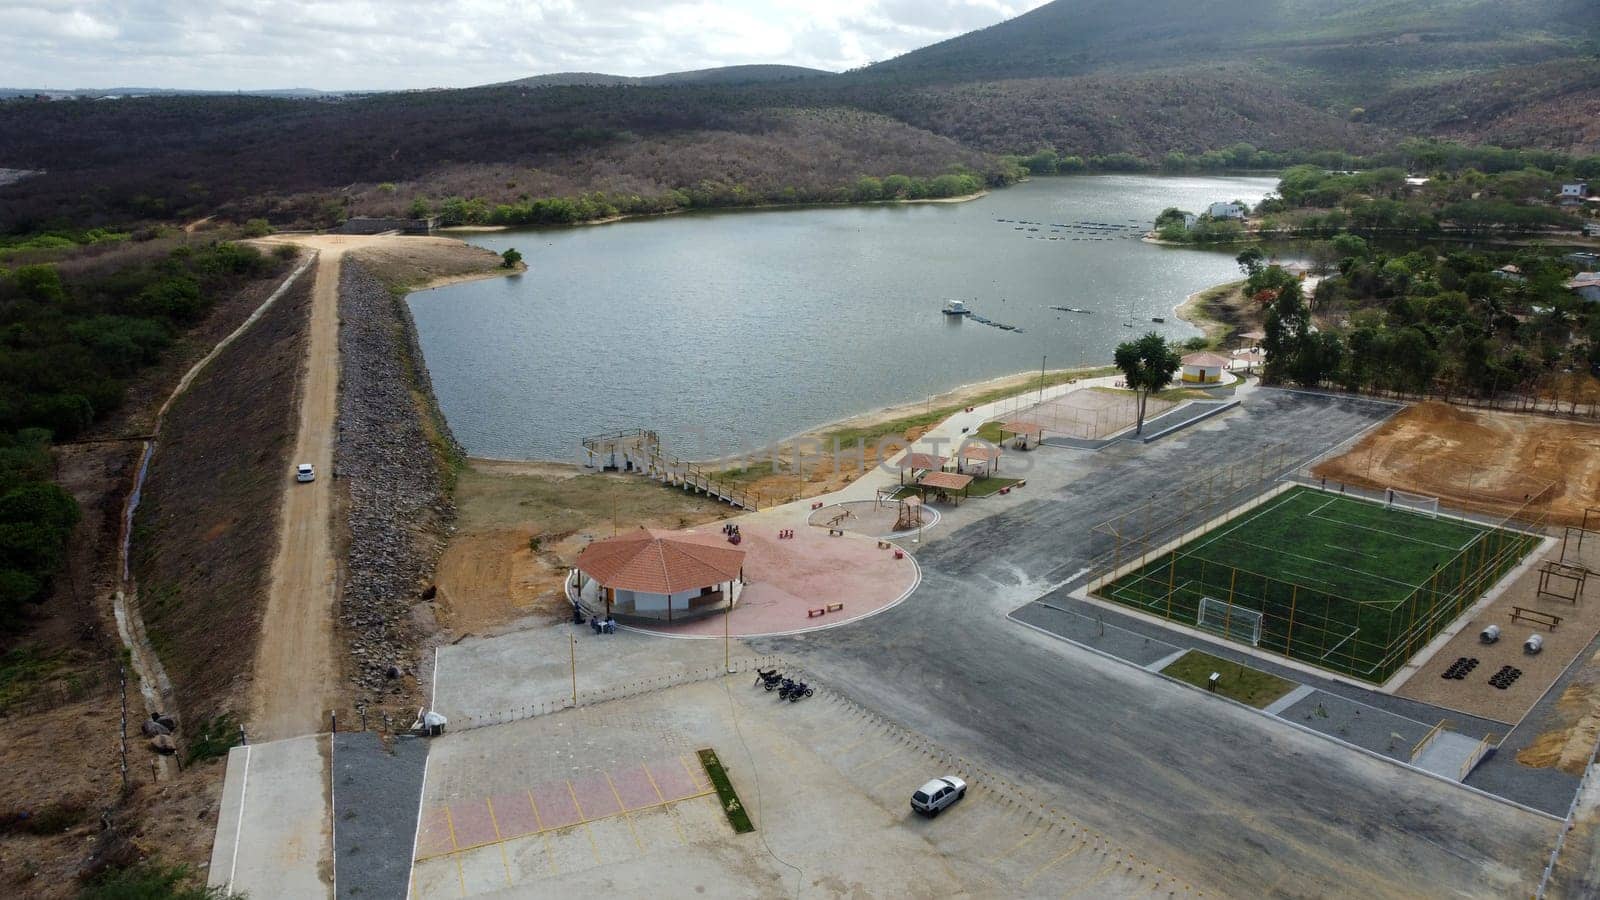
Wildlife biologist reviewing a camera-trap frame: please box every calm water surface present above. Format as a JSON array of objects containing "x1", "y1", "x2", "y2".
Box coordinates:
[{"x1": 409, "y1": 175, "x2": 1278, "y2": 460}]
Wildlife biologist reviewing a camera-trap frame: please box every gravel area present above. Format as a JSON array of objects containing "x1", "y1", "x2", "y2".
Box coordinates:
[
  {"x1": 337, "y1": 261, "x2": 457, "y2": 693},
  {"x1": 333, "y1": 732, "x2": 429, "y2": 900}
]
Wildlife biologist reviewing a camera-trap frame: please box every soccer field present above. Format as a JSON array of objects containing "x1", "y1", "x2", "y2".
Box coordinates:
[{"x1": 1099, "y1": 486, "x2": 1540, "y2": 682}]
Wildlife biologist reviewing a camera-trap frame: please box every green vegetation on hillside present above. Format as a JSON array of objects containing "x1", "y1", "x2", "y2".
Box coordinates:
[{"x1": 0, "y1": 241, "x2": 289, "y2": 635}]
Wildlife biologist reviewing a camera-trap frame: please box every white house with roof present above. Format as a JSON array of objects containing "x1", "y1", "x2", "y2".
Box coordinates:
[
  {"x1": 1180, "y1": 351, "x2": 1230, "y2": 384},
  {"x1": 1562, "y1": 183, "x2": 1589, "y2": 198},
  {"x1": 1570, "y1": 273, "x2": 1600, "y2": 303},
  {"x1": 1207, "y1": 201, "x2": 1246, "y2": 220}
]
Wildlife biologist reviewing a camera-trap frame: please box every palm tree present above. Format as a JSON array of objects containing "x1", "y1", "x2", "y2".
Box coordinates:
[{"x1": 1114, "y1": 332, "x2": 1183, "y2": 435}]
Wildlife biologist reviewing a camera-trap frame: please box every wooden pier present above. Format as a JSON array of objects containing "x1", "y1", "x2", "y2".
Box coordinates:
[{"x1": 580, "y1": 429, "x2": 760, "y2": 511}]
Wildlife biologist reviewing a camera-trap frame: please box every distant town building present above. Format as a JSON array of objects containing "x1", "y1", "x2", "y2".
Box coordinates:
[
  {"x1": 1561, "y1": 183, "x2": 1590, "y2": 198},
  {"x1": 1564, "y1": 251, "x2": 1600, "y2": 272},
  {"x1": 1586, "y1": 221, "x2": 1600, "y2": 237},
  {"x1": 1206, "y1": 201, "x2": 1246, "y2": 220},
  {"x1": 1493, "y1": 264, "x2": 1525, "y2": 282},
  {"x1": 1569, "y1": 273, "x2": 1600, "y2": 303}
]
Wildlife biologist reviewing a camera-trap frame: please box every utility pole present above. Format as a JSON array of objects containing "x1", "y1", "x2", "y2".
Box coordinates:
[
  {"x1": 1037, "y1": 355, "x2": 1047, "y2": 403},
  {"x1": 569, "y1": 634, "x2": 577, "y2": 706}
]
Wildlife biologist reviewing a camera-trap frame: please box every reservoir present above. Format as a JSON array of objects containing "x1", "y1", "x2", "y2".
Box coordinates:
[{"x1": 408, "y1": 174, "x2": 1278, "y2": 460}]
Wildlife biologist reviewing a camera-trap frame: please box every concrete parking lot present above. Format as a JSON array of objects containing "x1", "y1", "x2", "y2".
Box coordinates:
[
  {"x1": 756, "y1": 389, "x2": 1562, "y2": 896},
  {"x1": 412, "y1": 676, "x2": 1180, "y2": 897}
]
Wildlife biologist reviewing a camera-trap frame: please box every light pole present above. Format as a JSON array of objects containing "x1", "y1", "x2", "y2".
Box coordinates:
[{"x1": 569, "y1": 634, "x2": 577, "y2": 706}]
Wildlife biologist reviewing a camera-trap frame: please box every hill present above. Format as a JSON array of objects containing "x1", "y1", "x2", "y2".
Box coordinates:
[
  {"x1": 504, "y1": 65, "x2": 833, "y2": 88},
  {"x1": 0, "y1": 0, "x2": 1595, "y2": 232}
]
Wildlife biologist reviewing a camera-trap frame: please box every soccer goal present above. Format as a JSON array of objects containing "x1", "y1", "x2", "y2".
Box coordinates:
[
  {"x1": 1196, "y1": 596, "x2": 1263, "y2": 647},
  {"x1": 1385, "y1": 487, "x2": 1440, "y2": 519}
]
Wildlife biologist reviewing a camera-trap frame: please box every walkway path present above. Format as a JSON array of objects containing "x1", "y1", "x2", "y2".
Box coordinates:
[{"x1": 249, "y1": 237, "x2": 372, "y2": 739}]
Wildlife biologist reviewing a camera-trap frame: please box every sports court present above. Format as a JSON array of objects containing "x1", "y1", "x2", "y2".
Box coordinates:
[
  {"x1": 1099, "y1": 486, "x2": 1540, "y2": 682},
  {"x1": 992, "y1": 386, "x2": 1177, "y2": 439}
]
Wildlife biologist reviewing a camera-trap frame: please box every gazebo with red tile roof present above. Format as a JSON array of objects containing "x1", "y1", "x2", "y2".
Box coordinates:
[
  {"x1": 913, "y1": 470, "x2": 974, "y2": 504},
  {"x1": 575, "y1": 527, "x2": 746, "y2": 622},
  {"x1": 957, "y1": 443, "x2": 1002, "y2": 476},
  {"x1": 899, "y1": 451, "x2": 948, "y2": 484}
]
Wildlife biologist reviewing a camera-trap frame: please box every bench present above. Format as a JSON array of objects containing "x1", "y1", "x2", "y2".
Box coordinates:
[
  {"x1": 826, "y1": 603, "x2": 844, "y2": 613},
  {"x1": 828, "y1": 528, "x2": 844, "y2": 537},
  {"x1": 1510, "y1": 606, "x2": 1562, "y2": 630},
  {"x1": 807, "y1": 607, "x2": 826, "y2": 618}
]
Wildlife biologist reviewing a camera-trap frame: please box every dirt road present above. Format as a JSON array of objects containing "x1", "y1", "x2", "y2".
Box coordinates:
[
  {"x1": 247, "y1": 234, "x2": 512, "y2": 739},
  {"x1": 248, "y1": 243, "x2": 344, "y2": 740}
]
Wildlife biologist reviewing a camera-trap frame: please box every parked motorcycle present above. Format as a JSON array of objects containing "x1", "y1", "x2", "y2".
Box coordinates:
[
  {"x1": 779, "y1": 680, "x2": 812, "y2": 701},
  {"x1": 787, "y1": 685, "x2": 813, "y2": 702},
  {"x1": 770, "y1": 677, "x2": 795, "y2": 694},
  {"x1": 754, "y1": 669, "x2": 783, "y2": 688}
]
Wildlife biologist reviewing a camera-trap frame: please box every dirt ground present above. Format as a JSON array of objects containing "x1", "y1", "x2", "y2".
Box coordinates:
[
  {"x1": 245, "y1": 233, "x2": 515, "y2": 740},
  {"x1": 134, "y1": 273, "x2": 311, "y2": 728},
  {"x1": 1395, "y1": 534, "x2": 1598, "y2": 727},
  {"x1": 1313, "y1": 401, "x2": 1600, "y2": 525},
  {"x1": 434, "y1": 462, "x2": 733, "y2": 635},
  {"x1": 0, "y1": 249, "x2": 314, "y2": 896},
  {"x1": 1174, "y1": 279, "x2": 1257, "y2": 347},
  {"x1": 713, "y1": 367, "x2": 1110, "y2": 505}
]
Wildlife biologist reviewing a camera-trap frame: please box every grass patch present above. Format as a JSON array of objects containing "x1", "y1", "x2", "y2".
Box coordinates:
[
  {"x1": 185, "y1": 712, "x2": 242, "y2": 765},
  {"x1": 966, "y1": 475, "x2": 1023, "y2": 498},
  {"x1": 1162, "y1": 650, "x2": 1293, "y2": 708},
  {"x1": 81, "y1": 860, "x2": 241, "y2": 900},
  {"x1": 697, "y1": 748, "x2": 754, "y2": 833},
  {"x1": 974, "y1": 420, "x2": 1006, "y2": 443}
]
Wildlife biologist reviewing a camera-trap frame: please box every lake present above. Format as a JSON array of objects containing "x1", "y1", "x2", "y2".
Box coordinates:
[{"x1": 408, "y1": 174, "x2": 1279, "y2": 461}]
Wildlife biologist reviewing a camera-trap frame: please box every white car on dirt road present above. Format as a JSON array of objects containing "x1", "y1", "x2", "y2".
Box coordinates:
[
  {"x1": 295, "y1": 463, "x2": 315, "y2": 483},
  {"x1": 911, "y1": 776, "x2": 966, "y2": 817}
]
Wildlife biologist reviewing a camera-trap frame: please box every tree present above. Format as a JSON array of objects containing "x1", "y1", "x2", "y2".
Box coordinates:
[
  {"x1": 1261, "y1": 282, "x2": 1309, "y2": 384},
  {"x1": 500, "y1": 248, "x2": 523, "y2": 269},
  {"x1": 12, "y1": 264, "x2": 65, "y2": 303},
  {"x1": 1235, "y1": 247, "x2": 1265, "y2": 278},
  {"x1": 1113, "y1": 332, "x2": 1182, "y2": 435}
]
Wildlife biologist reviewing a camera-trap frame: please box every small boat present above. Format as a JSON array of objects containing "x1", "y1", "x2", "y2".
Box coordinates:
[
  {"x1": 1151, "y1": 316, "x2": 1166, "y2": 323},
  {"x1": 942, "y1": 300, "x2": 971, "y2": 316}
]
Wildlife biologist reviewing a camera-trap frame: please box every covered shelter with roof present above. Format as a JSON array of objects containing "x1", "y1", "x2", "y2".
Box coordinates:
[
  {"x1": 899, "y1": 451, "x2": 948, "y2": 485},
  {"x1": 1000, "y1": 420, "x2": 1043, "y2": 450},
  {"x1": 1180, "y1": 351, "x2": 1229, "y2": 385},
  {"x1": 911, "y1": 470, "x2": 974, "y2": 504},
  {"x1": 573, "y1": 527, "x2": 745, "y2": 623},
  {"x1": 956, "y1": 443, "x2": 1002, "y2": 477}
]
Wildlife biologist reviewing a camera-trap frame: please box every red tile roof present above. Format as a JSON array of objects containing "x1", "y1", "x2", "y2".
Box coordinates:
[
  {"x1": 1182, "y1": 352, "x2": 1231, "y2": 367},
  {"x1": 1000, "y1": 420, "x2": 1043, "y2": 435},
  {"x1": 901, "y1": 452, "x2": 947, "y2": 471},
  {"x1": 917, "y1": 471, "x2": 974, "y2": 491},
  {"x1": 576, "y1": 528, "x2": 745, "y2": 593},
  {"x1": 959, "y1": 444, "x2": 1002, "y2": 461}
]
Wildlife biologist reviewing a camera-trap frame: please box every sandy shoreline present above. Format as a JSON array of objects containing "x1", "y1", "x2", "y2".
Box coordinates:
[{"x1": 431, "y1": 191, "x2": 990, "y2": 235}]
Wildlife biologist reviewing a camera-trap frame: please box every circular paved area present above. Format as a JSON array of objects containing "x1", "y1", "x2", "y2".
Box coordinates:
[
  {"x1": 626, "y1": 523, "x2": 919, "y2": 639},
  {"x1": 805, "y1": 499, "x2": 939, "y2": 539}
]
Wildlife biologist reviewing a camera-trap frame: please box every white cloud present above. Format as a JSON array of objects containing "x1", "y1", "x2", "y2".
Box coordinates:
[{"x1": 0, "y1": 0, "x2": 1050, "y2": 90}]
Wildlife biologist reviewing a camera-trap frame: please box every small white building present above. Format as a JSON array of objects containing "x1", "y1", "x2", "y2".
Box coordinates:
[
  {"x1": 1493, "y1": 264, "x2": 1525, "y2": 282},
  {"x1": 1561, "y1": 183, "x2": 1589, "y2": 198},
  {"x1": 1180, "y1": 351, "x2": 1229, "y2": 384},
  {"x1": 1570, "y1": 273, "x2": 1600, "y2": 303},
  {"x1": 1207, "y1": 201, "x2": 1246, "y2": 220}
]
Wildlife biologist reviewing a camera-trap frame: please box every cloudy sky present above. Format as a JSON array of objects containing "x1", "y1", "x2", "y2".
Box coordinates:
[{"x1": 0, "y1": 0, "x2": 1050, "y2": 91}]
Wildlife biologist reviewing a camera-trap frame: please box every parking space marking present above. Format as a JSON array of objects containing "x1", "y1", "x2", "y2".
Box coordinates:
[
  {"x1": 483, "y1": 797, "x2": 513, "y2": 887},
  {"x1": 848, "y1": 746, "x2": 902, "y2": 772},
  {"x1": 568, "y1": 782, "x2": 605, "y2": 865},
  {"x1": 1058, "y1": 857, "x2": 1122, "y2": 898},
  {"x1": 1022, "y1": 841, "x2": 1085, "y2": 887},
  {"x1": 605, "y1": 772, "x2": 645, "y2": 852},
  {"x1": 989, "y1": 829, "x2": 1042, "y2": 862}
]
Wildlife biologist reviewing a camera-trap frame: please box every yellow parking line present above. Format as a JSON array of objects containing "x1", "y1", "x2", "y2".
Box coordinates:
[
  {"x1": 605, "y1": 772, "x2": 645, "y2": 852},
  {"x1": 410, "y1": 790, "x2": 718, "y2": 864},
  {"x1": 444, "y1": 807, "x2": 466, "y2": 896},
  {"x1": 641, "y1": 763, "x2": 690, "y2": 845},
  {"x1": 988, "y1": 829, "x2": 1042, "y2": 862},
  {"x1": 569, "y1": 782, "x2": 603, "y2": 865},
  {"x1": 830, "y1": 733, "x2": 874, "y2": 757},
  {"x1": 1058, "y1": 858, "x2": 1122, "y2": 898},
  {"x1": 527, "y1": 790, "x2": 557, "y2": 876},
  {"x1": 849, "y1": 746, "x2": 901, "y2": 772},
  {"x1": 1022, "y1": 842, "x2": 1084, "y2": 887},
  {"x1": 679, "y1": 753, "x2": 706, "y2": 790},
  {"x1": 484, "y1": 797, "x2": 513, "y2": 886}
]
